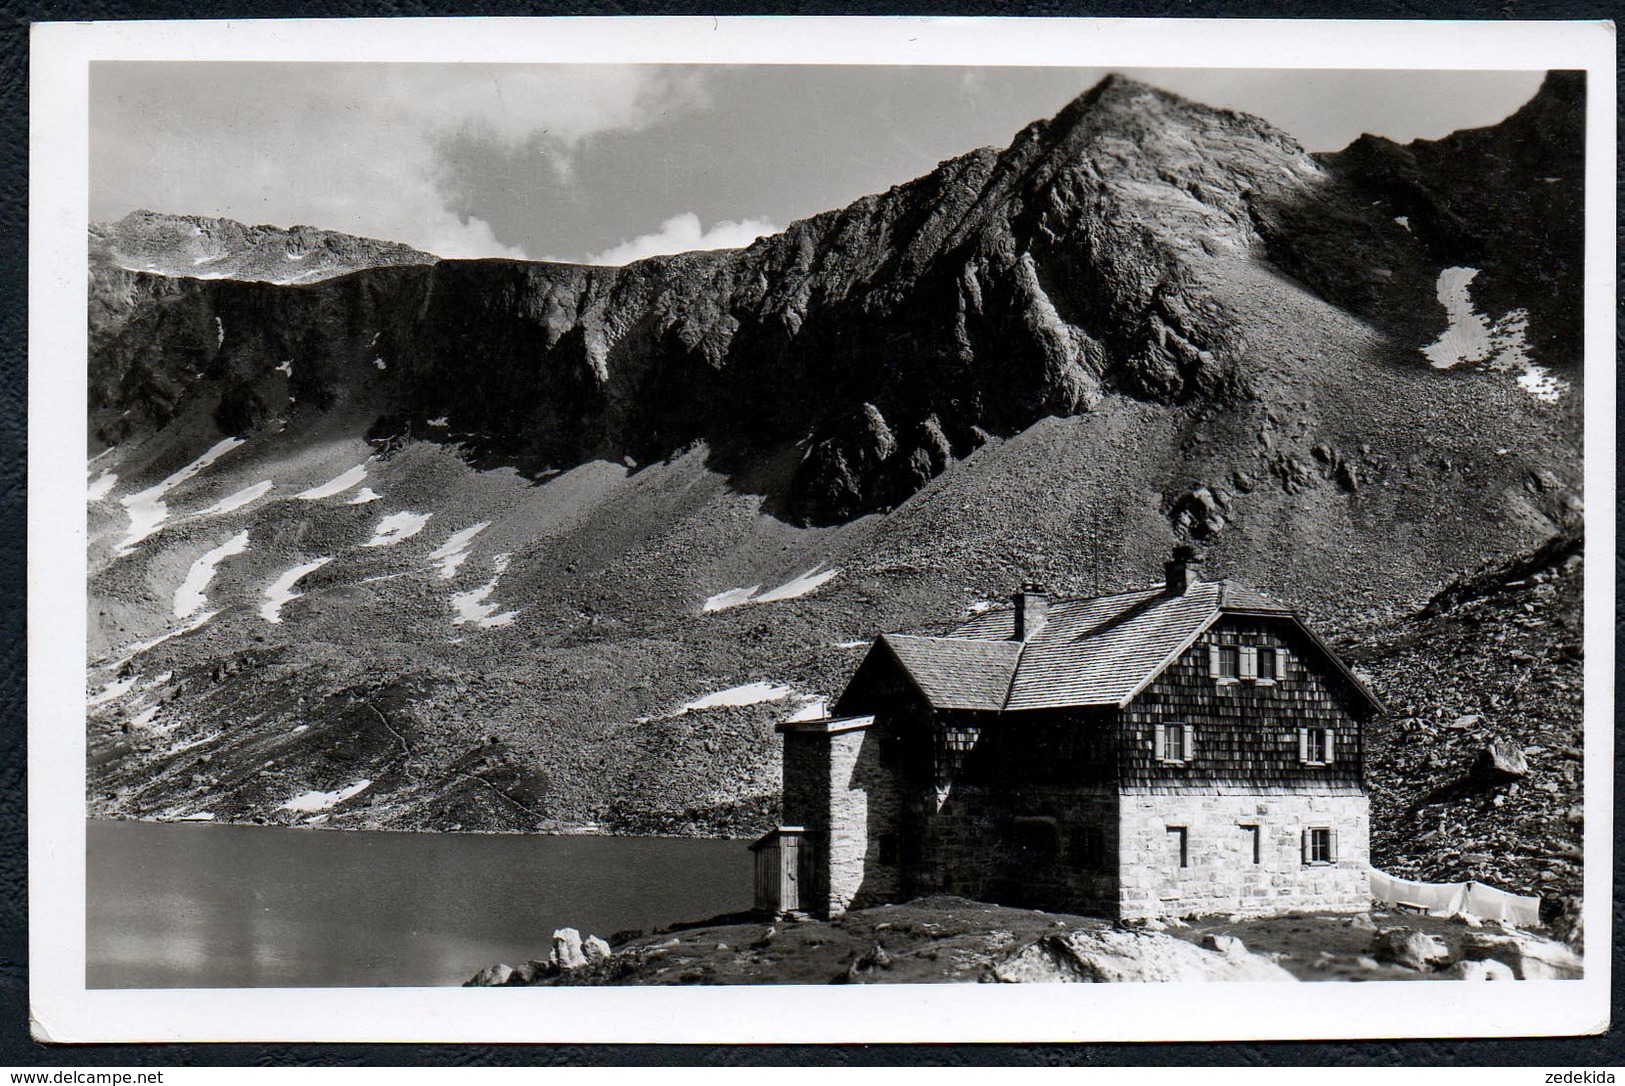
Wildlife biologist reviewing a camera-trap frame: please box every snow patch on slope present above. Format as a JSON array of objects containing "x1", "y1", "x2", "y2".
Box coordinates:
[
  {"x1": 296, "y1": 464, "x2": 367, "y2": 500},
  {"x1": 1423, "y1": 267, "x2": 1493, "y2": 369},
  {"x1": 200, "y1": 480, "x2": 274, "y2": 517},
  {"x1": 641, "y1": 683, "x2": 828, "y2": 725},
  {"x1": 1517, "y1": 364, "x2": 1567, "y2": 404},
  {"x1": 114, "y1": 437, "x2": 244, "y2": 557},
  {"x1": 703, "y1": 564, "x2": 841, "y2": 612},
  {"x1": 428, "y1": 522, "x2": 489, "y2": 579},
  {"x1": 1421, "y1": 269, "x2": 1563, "y2": 402},
  {"x1": 450, "y1": 554, "x2": 519, "y2": 628},
  {"x1": 364, "y1": 511, "x2": 433, "y2": 548},
  {"x1": 279, "y1": 779, "x2": 371, "y2": 813},
  {"x1": 683, "y1": 682, "x2": 797, "y2": 710},
  {"x1": 347, "y1": 487, "x2": 382, "y2": 505},
  {"x1": 87, "y1": 472, "x2": 118, "y2": 502},
  {"x1": 88, "y1": 674, "x2": 139, "y2": 708},
  {"x1": 259, "y1": 556, "x2": 332, "y2": 623},
  {"x1": 173, "y1": 530, "x2": 250, "y2": 618}
]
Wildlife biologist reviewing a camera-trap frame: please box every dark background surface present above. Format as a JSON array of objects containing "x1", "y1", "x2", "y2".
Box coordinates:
[{"x1": 3, "y1": 0, "x2": 1620, "y2": 1067}]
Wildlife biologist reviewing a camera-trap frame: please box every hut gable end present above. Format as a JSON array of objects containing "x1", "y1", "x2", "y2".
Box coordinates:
[
  {"x1": 830, "y1": 640, "x2": 935, "y2": 718},
  {"x1": 1116, "y1": 615, "x2": 1365, "y2": 792}
]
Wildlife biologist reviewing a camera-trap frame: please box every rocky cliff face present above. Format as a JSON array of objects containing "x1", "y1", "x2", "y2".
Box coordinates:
[
  {"x1": 85, "y1": 72, "x2": 1584, "y2": 892},
  {"x1": 95, "y1": 74, "x2": 1581, "y2": 524}
]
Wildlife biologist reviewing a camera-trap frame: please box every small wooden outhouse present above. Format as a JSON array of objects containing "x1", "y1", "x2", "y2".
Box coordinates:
[{"x1": 750, "y1": 825, "x2": 811, "y2": 914}]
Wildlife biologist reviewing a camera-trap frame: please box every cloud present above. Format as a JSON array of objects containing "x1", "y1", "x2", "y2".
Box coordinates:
[
  {"x1": 90, "y1": 64, "x2": 714, "y2": 260},
  {"x1": 582, "y1": 212, "x2": 780, "y2": 266}
]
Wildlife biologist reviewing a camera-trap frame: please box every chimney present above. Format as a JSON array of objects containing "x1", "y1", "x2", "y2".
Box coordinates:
[
  {"x1": 1164, "y1": 545, "x2": 1203, "y2": 595},
  {"x1": 1013, "y1": 583, "x2": 1049, "y2": 640}
]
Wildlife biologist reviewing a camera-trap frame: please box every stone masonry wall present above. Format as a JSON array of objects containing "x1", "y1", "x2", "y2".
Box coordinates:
[
  {"x1": 916, "y1": 783, "x2": 1119, "y2": 915},
  {"x1": 1116, "y1": 791, "x2": 1370, "y2": 918},
  {"x1": 828, "y1": 727, "x2": 905, "y2": 914}
]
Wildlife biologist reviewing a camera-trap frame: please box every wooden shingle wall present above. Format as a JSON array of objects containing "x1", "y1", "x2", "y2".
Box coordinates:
[{"x1": 1116, "y1": 616, "x2": 1368, "y2": 793}]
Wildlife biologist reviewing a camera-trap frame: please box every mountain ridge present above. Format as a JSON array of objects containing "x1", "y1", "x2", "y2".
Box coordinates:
[{"x1": 92, "y1": 73, "x2": 1533, "y2": 525}]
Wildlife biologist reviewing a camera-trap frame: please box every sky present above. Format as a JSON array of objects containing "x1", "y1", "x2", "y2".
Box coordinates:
[{"x1": 90, "y1": 64, "x2": 1547, "y2": 265}]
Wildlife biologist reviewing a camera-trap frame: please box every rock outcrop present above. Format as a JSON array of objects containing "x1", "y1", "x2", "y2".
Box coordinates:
[
  {"x1": 1458, "y1": 930, "x2": 1584, "y2": 980},
  {"x1": 1374, "y1": 928, "x2": 1453, "y2": 972},
  {"x1": 463, "y1": 927, "x2": 615, "y2": 986},
  {"x1": 991, "y1": 928, "x2": 1295, "y2": 983}
]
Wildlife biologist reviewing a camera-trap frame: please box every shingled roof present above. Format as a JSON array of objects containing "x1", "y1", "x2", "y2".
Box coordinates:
[{"x1": 870, "y1": 578, "x2": 1379, "y2": 713}]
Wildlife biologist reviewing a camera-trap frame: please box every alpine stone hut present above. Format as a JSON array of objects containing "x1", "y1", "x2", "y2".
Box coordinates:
[{"x1": 752, "y1": 546, "x2": 1382, "y2": 920}]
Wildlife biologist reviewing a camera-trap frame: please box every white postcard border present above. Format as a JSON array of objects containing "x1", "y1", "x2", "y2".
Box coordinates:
[{"x1": 28, "y1": 15, "x2": 1617, "y2": 1044}]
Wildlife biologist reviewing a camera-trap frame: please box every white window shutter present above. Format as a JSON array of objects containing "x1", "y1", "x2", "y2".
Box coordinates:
[
  {"x1": 1154, "y1": 723, "x2": 1166, "y2": 760},
  {"x1": 1324, "y1": 729, "x2": 1336, "y2": 764},
  {"x1": 1298, "y1": 728, "x2": 1310, "y2": 763},
  {"x1": 1330, "y1": 830, "x2": 1341, "y2": 863},
  {"x1": 1208, "y1": 644, "x2": 1222, "y2": 678},
  {"x1": 1275, "y1": 647, "x2": 1290, "y2": 678},
  {"x1": 1182, "y1": 724, "x2": 1196, "y2": 762},
  {"x1": 1238, "y1": 646, "x2": 1255, "y2": 680},
  {"x1": 1300, "y1": 828, "x2": 1311, "y2": 864}
]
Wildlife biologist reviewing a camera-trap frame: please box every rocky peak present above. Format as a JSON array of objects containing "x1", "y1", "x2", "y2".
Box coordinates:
[{"x1": 90, "y1": 209, "x2": 438, "y2": 284}]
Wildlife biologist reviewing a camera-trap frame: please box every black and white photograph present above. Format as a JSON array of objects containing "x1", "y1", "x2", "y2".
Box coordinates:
[{"x1": 28, "y1": 16, "x2": 1614, "y2": 1044}]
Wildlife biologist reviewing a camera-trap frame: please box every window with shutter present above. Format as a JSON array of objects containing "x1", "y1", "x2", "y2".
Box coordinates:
[
  {"x1": 1240, "y1": 645, "x2": 1258, "y2": 681},
  {"x1": 1158, "y1": 723, "x2": 1193, "y2": 764},
  {"x1": 1208, "y1": 644, "x2": 1222, "y2": 678},
  {"x1": 1300, "y1": 727, "x2": 1329, "y2": 765},
  {"x1": 1217, "y1": 645, "x2": 1240, "y2": 683},
  {"x1": 1304, "y1": 826, "x2": 1333, "y2": 865},
  {"x1": 1323, "y1": 729, "x2": 1336, "y2": 764},
  {"x1": 1275, "y1": 647, "x2": 1290, "y2": 678},
  {"x1": 1256, "y1": 646, "x2": 1276, "y2": 682}
]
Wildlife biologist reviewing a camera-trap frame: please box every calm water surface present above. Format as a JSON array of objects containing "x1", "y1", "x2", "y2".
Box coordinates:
[{"x1": 87, "y1": 819, "x2": 752, "y2": 988}]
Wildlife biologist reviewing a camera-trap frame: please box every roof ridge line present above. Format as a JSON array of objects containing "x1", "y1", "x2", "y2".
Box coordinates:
[{"x1": 888, "y1": 631, "x2": 1022, "y2": 646}]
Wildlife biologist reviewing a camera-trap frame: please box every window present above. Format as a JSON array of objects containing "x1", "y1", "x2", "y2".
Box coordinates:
[
  {"x1": 1299, "y1": 727, "x2": 1336, "y2": 765},
  {"x1": 1302, "y1": 826, "x2": 1337, "y2": 865},
  {"x1": 1155, "y1": 723, "x2": 1195, "y2": 764},
  {"x1": 1210, "y1": 644, "x2": 1241, "y2": 681},
  {"x1": 1240, "y1": 823, "x2": 1261, "y2": 864},
  {"x1": 1167, "y1": 826, "x2": 1189, "y2": 868},
  {"x1": 1211, "y1": 643, "x2": 1288, "y2": 684}
]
